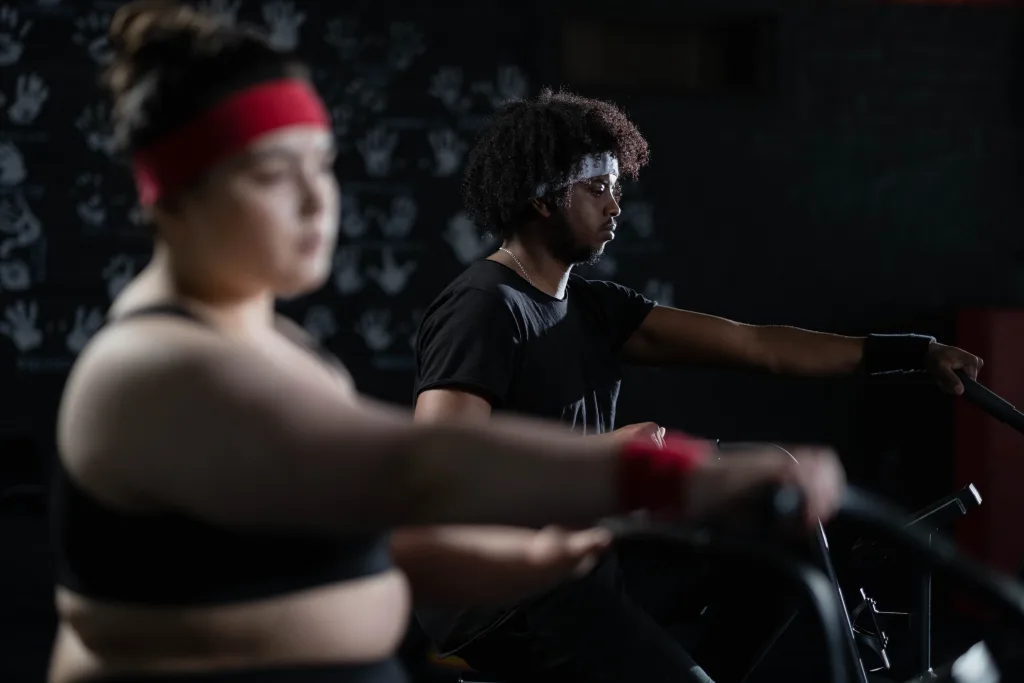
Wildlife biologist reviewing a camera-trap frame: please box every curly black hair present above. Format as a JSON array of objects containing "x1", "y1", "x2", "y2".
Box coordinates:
[{"x1": 461, "y1": 88, "x2": 650, "y2": 241}]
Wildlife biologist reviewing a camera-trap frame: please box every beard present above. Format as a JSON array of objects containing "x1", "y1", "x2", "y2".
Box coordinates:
[{"x1": 543, "y1": 211, "x2": 605, "y2": 267}]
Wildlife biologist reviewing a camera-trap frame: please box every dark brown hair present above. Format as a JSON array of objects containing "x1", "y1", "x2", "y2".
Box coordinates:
[{"x1": 104, "y1": 0, "x2": 307, "y2": 158}]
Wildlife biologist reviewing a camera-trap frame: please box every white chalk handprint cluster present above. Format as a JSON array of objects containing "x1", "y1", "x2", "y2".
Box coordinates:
[
  {"x1": 430, "y1": 65, "x2": 529, "y2": 114},
  {"x1": 354, "y1": 126, "x2": 470, "y2": 179},
  {"x1": 333, "y1": 246, "x2": 416, "y2": 298},
  {"x1": 0, "y1": 299, "x2": 106, "y2": 357},
  {"x1": 354, "y1": 307, "x2": 423, "y2": 353},
  {"x1": 0, "y1": 192, "x2": 43, "y2": 293}
]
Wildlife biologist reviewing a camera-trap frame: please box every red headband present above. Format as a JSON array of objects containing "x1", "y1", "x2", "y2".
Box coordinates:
[{"x1": 132, "y1": 78, "x2": 331, "y2": 206}]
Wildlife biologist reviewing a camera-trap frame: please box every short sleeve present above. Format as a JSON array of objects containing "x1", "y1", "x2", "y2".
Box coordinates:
[
  {"x1": 577, "y1": 278, "x2": 657, "y2": 350},
  {"x1": 414, "y1": 288, "x2": 520, "y2": 407}
]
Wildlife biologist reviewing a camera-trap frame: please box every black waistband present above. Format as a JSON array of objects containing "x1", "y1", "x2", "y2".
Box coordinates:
[{"x1": 85, "y1": 660, "x2": 407, "y2": 683}]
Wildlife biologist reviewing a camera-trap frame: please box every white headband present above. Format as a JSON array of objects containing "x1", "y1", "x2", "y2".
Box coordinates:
[{"x1": 535, "y1": 152, "x2": 620, "y2": 197}]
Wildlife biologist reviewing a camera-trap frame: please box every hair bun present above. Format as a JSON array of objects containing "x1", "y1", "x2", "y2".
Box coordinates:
[{"x1": 105, "y1": 1, "x2": 223, "y2": 100}]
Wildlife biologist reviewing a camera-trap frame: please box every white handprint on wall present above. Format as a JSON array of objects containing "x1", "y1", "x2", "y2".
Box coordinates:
[
  {"x1": 332, "y1": 246, "x2": 364, "y2": 296},
  {"x1": 128, "y1": 201, "x2": 147, "y2": 227},
  {"x1": 8, "y1": 72, "x2": 49, "y2": 125},
  {"x1": 428, "y1": 128, "x2": 468, "y2": 177},
  {"x1": 367, "y1": 248, "x2": 416, "y2": 296},
  {"x1": 262, "y1": 1, "x2": 305, "y2": 51},
  {"x1": 471, "y1": 65, "x2": 530, "y2": 108},
  {"x1": 72, "y1": 12, "x2": 113, "y2": 64},
  {"x1": 444, "y1": 211, "x2": 493, "y2": 265},
  {"x1": 324, "y1": 17, "x2": 362, "y2": 60},
  {"x1": 377, "y1": 196, "x2": 417, "y2": 239},
  {"x1": 0, "y1": 191, "x2": 42, "y2": 258},
  {"x1": 76, "y1": 103, "x2": 116, "y2": 156},
  {"x1": 197, "y1": 0, "x2": 241, "y2": 26},
  {"x1": 355, "y1": 309, "x2": 393, "y2": 352},
  {"x1": 74, "y1": 173, "x2": 106, "y2": 228},
  {"x1": 0, "y1": 299, "x2": 42, "y2": 351},
  {"x1": 102, "y1": 254, "x2": 136, "y2": 301},
  {"x1": 0, "y1": 6, "x2": 32, "y2": 67},
  {"x1": 330, "y1": 104, "x2": 354, "y2": 143},
  {"x1": 388, "y1": 22, "x2": 425, "y2": 71},
  {"x1": 0, "y1": 258, "x2": 30, "y2": 291},
  {"x1": 65, "y1": 305, "x2": 104, "y2": 354},
  {"x1": 0, "y1": 140, "x2": 26, "y2": 186},
  {"x1": 356, "y1": 126, "x2": 398, "y2": 178},
  {"x1": 346, "y1": 77, "x2": 388, "y2": 114},
  {"x1": 340, "y1": 196, "x2": 368, "y2": 239},
  {"x1": 429, "y1": 67, "x2": 470, "y2": 113},
  {"x1": 643, "y1": 279, "x2": 674, "y2": 307},
  {"x1": 302, "y1": 305, "x2": 338, "y2": 343}
]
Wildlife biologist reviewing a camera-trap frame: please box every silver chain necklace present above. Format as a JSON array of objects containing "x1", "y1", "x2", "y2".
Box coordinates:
[{"x1": 498, "y1": 247, "x2": 534, "y2": 286}]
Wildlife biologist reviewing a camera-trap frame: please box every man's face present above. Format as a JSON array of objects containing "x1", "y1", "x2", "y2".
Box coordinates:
[{"x1": 543, "y1": 173, "x2": 621, "y2": 266}]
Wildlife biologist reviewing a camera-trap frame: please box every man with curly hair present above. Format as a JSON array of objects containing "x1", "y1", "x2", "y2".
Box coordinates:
[{"x1": 403, "y1": 88, "x2": 981, "y2": 682}]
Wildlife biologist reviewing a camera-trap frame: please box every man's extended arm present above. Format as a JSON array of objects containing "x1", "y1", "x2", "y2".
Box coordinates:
[{"x1": 622, "y1": 305, "x2": 982, "y2": 393}]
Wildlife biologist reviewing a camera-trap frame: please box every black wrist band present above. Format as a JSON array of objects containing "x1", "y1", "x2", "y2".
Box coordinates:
[{"x1": 862, "y1": 334, "x2": 936, "y2": 375}]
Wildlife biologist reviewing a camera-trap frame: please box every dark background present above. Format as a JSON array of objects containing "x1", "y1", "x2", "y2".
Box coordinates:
[{"x1": 1, "y1": 0, "x2": 1022, "y2": 680}]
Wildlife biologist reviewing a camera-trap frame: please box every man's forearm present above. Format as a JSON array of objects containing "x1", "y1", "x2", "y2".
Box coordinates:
[{"x1": 752, "y1": 325, "x2": 864, "y2": 376}]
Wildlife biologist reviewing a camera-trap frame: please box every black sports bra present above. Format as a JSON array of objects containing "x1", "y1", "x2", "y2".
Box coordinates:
[{"x1": 50, "y1": 304, "x2": 393, "y2": 605}]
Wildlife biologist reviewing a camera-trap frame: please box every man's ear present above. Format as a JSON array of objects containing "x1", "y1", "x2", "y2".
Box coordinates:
[{"x1": 529, "y1": 197, "x2": 553, "y2": 218}]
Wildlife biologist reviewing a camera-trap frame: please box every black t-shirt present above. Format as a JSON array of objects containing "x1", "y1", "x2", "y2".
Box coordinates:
[
  {"x1": 412, "y1": 259, "x2": 656, "y2": 653},
  {"x1": 414, "y1": 259, "x2": 656, "y2": 434}
]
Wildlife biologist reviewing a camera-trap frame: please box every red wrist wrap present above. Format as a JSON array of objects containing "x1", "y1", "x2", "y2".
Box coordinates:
[{"x1": 617, "y1": 431, "x2": 710, "y2": 516}]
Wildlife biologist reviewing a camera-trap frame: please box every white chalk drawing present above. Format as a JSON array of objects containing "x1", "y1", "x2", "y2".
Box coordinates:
[
  {"x1": 623, "y1": 201, "x2": 655, "y2": 238},
  {"x1": 340, "y1": 196, "x2": 368, "y2": 239},
  {"x1": 261, "y1": 1, "x2": 305, "y2": 51},
  {"x1": 367, "y1": 247, "x2": 416, "y2": 296},
  {"x1": 74, "y1": 173, "x2": 106, "y2": 228},
  {"x1": 302, "y1": 304, "x2": 337, "y2": 343},
  {"x1": 127, "y1": 201, "x2": 146, "y2": 226},
  {"x1": 428, "y1": 128, "x2": 468, "y2": 177},
  {"x1": 407, "y1": 307, "x2": 424, "y2": 351},
  {"x1": 356, "y1": 126, "x2": 398, "y2": 178},
  {"x1": 0, "y1": 140, "x2": 26, "y2": 186},
  {"x1": 332, "y1": 246, "x2": 364, "y2": 296},
  {"x1": 355, "y1": 308, "x2": 393, "y2": 352},
  {"x1": 0, "y1": 299, "x2": 42, "y2": 352},
  {"x1": 65, "y1": 305, "x2": 104, "y2": 354},
  {"x1": 102, "y1": 254, "x2": 136, "y2": 301},
  {"x1": 643, "y1": 279, "x2": 674, "y2": 307},
  {"x1": 0, "y1": 259, "x2": 30, "y2": 291},
  {"x1": 8, "y1": 72, "x2": 49, "y2": 125},
  {"x1": 72, "y1": 11, "x2": 113, "y2": 64},
  {"x1": 471, "y1": 65, "x2": 529, "y2": 108},
  {"x1": 197, "y1": 0, "x2": 241, "y2": 26},
  {"x1": 0, "y1": 5, "x2": 32, "y2": 67},
  {"x1": 388, "y1": 22, "x2": 425, "y2": 71},
  {"x1": 445, "y1": 211, "x2": 494, "y2": 265},
  {"x1": 330, "y1": 104, "x2": 354, "y2": 143},
  {"x1": 429, "y1": 67, "x2": 471, "y2": 114},
  {"x1": 346, "y1": 76, "x2": 388, "y2": 114},
  {"x1": 0, "y1": 191, "x2": 42, "y2": 259},
  {"x1": 76, "y1": 103, "x2": 117, "y2": 157},
  {"x1": 323, "y1": 17, "x2": 362, "y2": 60},
  {"x1": 368, "y1": 195, "x2": 417, "y2": 239}
]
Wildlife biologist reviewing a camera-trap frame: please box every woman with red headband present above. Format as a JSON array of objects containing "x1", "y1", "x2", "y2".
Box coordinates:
[{"x1": 48, "y1": 3, "x2": 846, "y2": 683}]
